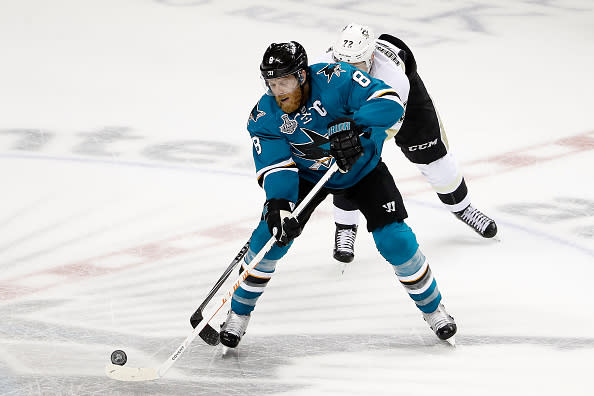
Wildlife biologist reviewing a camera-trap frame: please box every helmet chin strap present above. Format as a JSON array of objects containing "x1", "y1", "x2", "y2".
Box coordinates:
[
  {"x1": 298, "y1": 70, "x2": 309, "y2": 109},
  {"x1": 299, "y1": 81, "x2": 310, "y2": 109},
  {"x1": 364, "y1": 53, "x2": 375, "y2": 73}
]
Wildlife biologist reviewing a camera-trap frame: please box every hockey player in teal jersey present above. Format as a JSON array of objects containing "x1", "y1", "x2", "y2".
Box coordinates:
[{"x1": 219, "y1": 41, "x2": 457, "y2": 348}]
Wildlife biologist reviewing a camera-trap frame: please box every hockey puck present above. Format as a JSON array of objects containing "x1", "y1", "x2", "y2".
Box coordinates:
[{"x1": 111, "y1": 349, "x2": 127, "y2": 366}]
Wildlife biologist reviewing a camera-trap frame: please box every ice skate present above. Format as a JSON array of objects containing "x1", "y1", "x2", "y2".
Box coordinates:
[
  {"x1": 333, "y1": 223, "x2": 358, "y2": 263},
  {"x1": 220, "y1": 311, "x2": 250, "y2": 348},
  {"x1": 454, "y1": 204, "x2": 497, "y2": 238},
  {"x1": 422, "y1": 303, "x2": 457, "y2": 344}
]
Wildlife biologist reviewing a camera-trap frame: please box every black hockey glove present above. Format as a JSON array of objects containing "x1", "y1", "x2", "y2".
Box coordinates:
[
  {"x1": 263, "y1": 198, "x2": 302, "y2": 247},
  {"x1": 327, "y1": 117, "x2": 364, "y2": 173}
]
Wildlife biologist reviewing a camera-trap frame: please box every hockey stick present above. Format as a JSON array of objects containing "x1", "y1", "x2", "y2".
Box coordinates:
[
  {"x1": 105, "y1": 162, "x2": 339, "y2": 382},
  {"x1": 190, "y1": 239, "x2": 251, "y2": 345}
]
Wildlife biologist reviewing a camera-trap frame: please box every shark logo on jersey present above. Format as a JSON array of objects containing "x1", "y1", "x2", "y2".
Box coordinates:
[
  {"x1": 316, "y1": 63, "x2": 344, "y2": 83},
  {"x1": 290, "y1": 128, "x2": 332, "y2": 170},
  {"x1": 248, "y1": 102, "x2": 266, "y2": 125},
  {"x1": 279, "y1": 114, "x2": 298, "y2": 134}
]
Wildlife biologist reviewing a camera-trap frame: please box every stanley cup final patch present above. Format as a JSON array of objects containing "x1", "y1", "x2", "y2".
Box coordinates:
[{"x1": 279, "y1": 114, "x2": 298, "y2": 134}]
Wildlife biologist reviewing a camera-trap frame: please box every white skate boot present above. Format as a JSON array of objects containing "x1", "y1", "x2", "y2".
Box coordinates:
[
  {"x1": 422, "y1": 303, "x2": 457, "y2": 344},
  {"x1": 220, "y1": 310, "x2": 251, "y2": 348}
]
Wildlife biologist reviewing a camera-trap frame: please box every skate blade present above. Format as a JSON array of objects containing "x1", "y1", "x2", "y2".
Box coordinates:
[{"x1": 221, "y1": 345, "x2": 237, "y2": 357}]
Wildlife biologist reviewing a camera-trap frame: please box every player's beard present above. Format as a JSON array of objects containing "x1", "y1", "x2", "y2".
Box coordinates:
[{"x1": 275, "y1": 88, "x2": 303, "y2": 113}]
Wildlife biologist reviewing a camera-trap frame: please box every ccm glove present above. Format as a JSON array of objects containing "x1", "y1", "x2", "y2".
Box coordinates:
[
  {"x1": 327, "y1": 117, "x2": 364, "y2": 173},
  {"x1": 264, "y1": 198, "x2": 302, "y2": 247}
]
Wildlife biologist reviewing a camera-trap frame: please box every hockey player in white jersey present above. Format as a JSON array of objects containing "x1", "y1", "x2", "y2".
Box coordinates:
[{"x1": 322, "y1": 24, "x2": 498, "y2": 263}]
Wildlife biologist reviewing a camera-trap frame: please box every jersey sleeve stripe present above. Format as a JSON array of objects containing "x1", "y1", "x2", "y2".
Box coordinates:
[
  {"x1": 255, "y1": 159, "x2": 296, "y2": 180},
  {"x1": 256, "y1": 159, "x2": 298, "y2": 187},
  {"x1": 261, "y1": 167, "x2": 298, "y2": 188},
  {"x1": 367, "y1": 89, "x2": 402, "y2": 102}
]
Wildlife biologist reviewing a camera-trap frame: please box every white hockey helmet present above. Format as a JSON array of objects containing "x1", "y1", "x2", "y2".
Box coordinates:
[{"x1": 332, "y1": 23, "x2": 376, "y2": 71}]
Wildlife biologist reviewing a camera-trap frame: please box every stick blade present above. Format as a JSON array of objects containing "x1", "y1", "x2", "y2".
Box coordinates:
[
  {"x1": 105, "y1": 363, "x2": 160, "y2": 381},
  {"x1": 190, "y1": 308, "x2": 220, "y2": 346},
  {"x1": 199, "y1": 324, "x2": 220, "y2": 346}
]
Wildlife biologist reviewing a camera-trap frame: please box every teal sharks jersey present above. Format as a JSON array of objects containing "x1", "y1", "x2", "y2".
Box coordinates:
[{"x1": 247, "y1": 62, "x2": 404, "y2": 203}]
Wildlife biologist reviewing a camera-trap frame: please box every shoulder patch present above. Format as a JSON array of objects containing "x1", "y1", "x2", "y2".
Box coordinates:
[
  {"x1": 248, "y1": 102, "x2": 266, "y2": 125},
  {"x1": 316, "y1": 63, "x2": 345, "y2": 83}
]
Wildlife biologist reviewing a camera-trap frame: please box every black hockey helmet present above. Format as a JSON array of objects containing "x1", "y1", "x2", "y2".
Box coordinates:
[{"x1": 260, "y1": 41, "x2": 308, "y2": 82}]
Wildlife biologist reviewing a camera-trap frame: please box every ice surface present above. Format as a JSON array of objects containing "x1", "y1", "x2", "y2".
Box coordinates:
[{"x1": 1, "y1": 1, "x2": 593, "y2": 395}]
